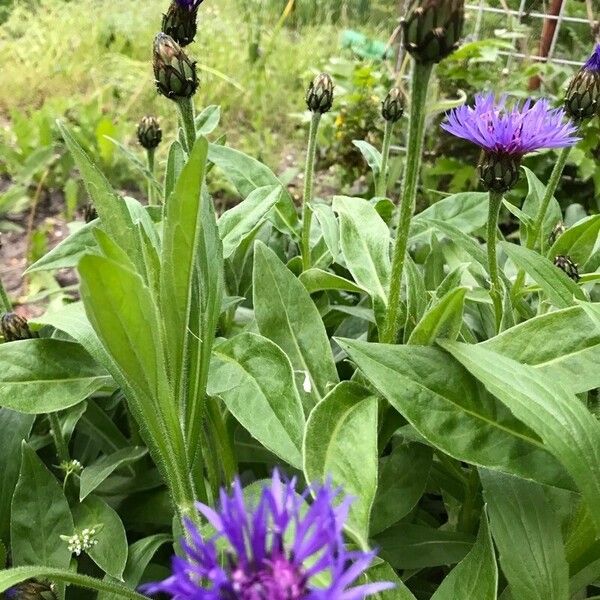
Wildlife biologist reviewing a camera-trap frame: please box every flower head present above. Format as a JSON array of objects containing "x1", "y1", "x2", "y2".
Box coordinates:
[
  {"x1": 442, "y1": 93, "x2": 579, "y2": 157},
  {"x1": 137, "y1": 116, "x2": 162, "y2": 150},
  {"x1": 163, "y1": 0, "x2": 204, "y2": 47},
  {"x1": 565, "y1": 45, "x2": 600, "y2": 120},
  {"x1": 1, "y1": 312, "x2": 34, "y2": 342},
  {"x1": 306, "y1": 73, "x2": 334, "y2": 114},
  {"x1": 142, "y1": 471, "x2": 393, "y2": 599},
  {"x1": 153, "y1": 33, "x2": 198, "y2": 100}
]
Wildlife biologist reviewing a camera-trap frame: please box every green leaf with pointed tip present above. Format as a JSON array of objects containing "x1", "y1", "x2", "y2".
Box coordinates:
[
  {"x1": 219, "y1": 185, "x2": 282, "y2": 259},
  {"x1": 549, "y1": 215, "x2": 600, "y2": 266},
  {"x1": 501, "y1": 241, "x2": 585, "y2": 307},
  {"x1": 480, "y1": 469, "x2": 568, "y2": 600},
  {"x1": 0, "y1": 567, "x2": 147, "y2": 599},
  {"x1": 441, "y1": 341, "x2": 600, "y2": 533},
  {"x1": 195, "y1": 105, "x2": 221, "y2": 135},
  {"x1": 11, "y1": 442, "x2": 73, "y2": 568},
  {"x1": 408, "y1": 287, "x2": 467, "y2": 345},
  {"x1": 80, "y1": 447, "x2": 148, "y2": 501},
  {"x1": 0, "y1": 339, "x2": 110, "y2": 414},
  {"x1": 483, "y1": 306, "x2": 600, "y2": 394},
  {"x1": 253, "y1": 242, "x2": 338, "y2": 406},
  {"x1": 337, "y1": 338, "x2": 570, "y2": 489},
  {"x1": 333, "y1": 196, "x2": 391, "y2": 330},
  {"x1": 164, "y1": 140, "x2": 186, "y2": 200},
  {"x1": 431, "y1": 513, "x2": 497, "y2": 600},
  {"x1": 304, "y1": 381, "x2": 378, "y2": 548},
  {"x1": 299, "y1": 269, "x2": 366, "y2": 294},
  {"x1": 521, "y1": 166, "x2": 562, "y2": 246},
  {"x1": 208, "y1": 333, "x2": 305, "y2": 469},
  {"x1": 313, "y1": 203, "x2": 340, "y2": 261},
  {"x1": 352, "y1": 140, "x2": 382, "y2": 176},
  {"x1": 0, "y1": 410, "x2": 34, "y2": 545}
]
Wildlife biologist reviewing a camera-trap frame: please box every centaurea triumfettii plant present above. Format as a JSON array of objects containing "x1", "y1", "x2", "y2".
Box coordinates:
[
  {"x1": 137, "y1": 116, "x2": 162, "y2": 205},
  {"x1": 382, "y1": 0, "x2": 465, "y2": 344},
  {"x1": 142, "y1": 471, "x2": 393, "y2": 599},
  {"x1": 301, "y1": 73, "x2": 334, "y2": 271},
  {"x1": 442, "y1": 93, "x2": 578, "y2": 328},
  {"x1": 377, "y1": 87, "x2": 405, "y2": 198}
]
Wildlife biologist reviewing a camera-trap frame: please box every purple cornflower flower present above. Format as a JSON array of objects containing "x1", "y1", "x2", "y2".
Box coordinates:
[
  {"x1": 141, "y1": 471, "x2": 393, "y2": 599},
  {"x1": 442, "y1": 93, "x2": 579, "y2": 192},
  {"x1": 583, "y1": 44, "x2": 600, "y2": 72},
  {"x1": 442, "y1": 93, "x2": 579, "y2": 157}
]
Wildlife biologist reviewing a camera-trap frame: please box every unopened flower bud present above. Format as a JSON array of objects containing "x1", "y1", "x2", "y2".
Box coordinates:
[
  {"x1": 153, "y1": 33, "x2": 198, "y2": 100},
  {"x1": 565, "y1": 45, "x2": 600, "y2": 121},
  {"x1": 137, "y1": 116, "x2": 162, "y2": 150},
  {"x1": 306, "y1": 73, "x2": 334, "y2": 114},
  {"x1": 478, "y1": 152, "x2": 520, "y2": 193},
  {"x1": 0, "y1": 312, "x2": 34, "y2": 342},
  {"x1": 381, "y1": 87, "x2": 405, "y2": 123},
  {"x1": 162, "y1": 0, "x2": 203, "y2": 47},
  {"x1": 549, "y1": 221, "x2": 566, "y2": 246},
  {"x1": 554, "y1": 255, "x2": 580, "y2": 282},
  {"x1": 83, "y1": 203, "x2": 98, "y2": 223},
  {"x1": 5, "y1": 580, "x2": 57, "y2": 600},
  {"x1": 402, "y1": 0, "x2": 465, "y2": 64}
]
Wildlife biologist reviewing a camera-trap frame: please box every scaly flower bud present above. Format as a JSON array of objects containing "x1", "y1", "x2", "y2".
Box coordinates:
[
  {"x1": 5, "y1": 580, "x2": 57, "y2": 600},
  {"x1": 162, "y1": 0, "x2": 204, "y2": 47},
  {"x1": 565, "y1": 44, "x2": 600, "y2": 121},
  {"x1": 153, "y1": 33, "x2": 198, "y2": 100},
  {"x1": 381, "y1": 87, "x2": 405, "y2": 123},
  {"x1": 478, "y1": 152, "x2": 520, "y2": 194},
  {"x1": 402, "y1": 0, "x2": 465, "y2": 64},
  {"x1": 306, "y1": 73, "x2": 334, "y2": 114},
  {"x1": 83, "y1": 203, "x2": 98, "y2": 223},
  {"x1": 0, "y1": 312, "x2": 34, "y2": 342},
  {"x1": 137, "y1": 116, "x2": 162, "y2": 150},
  {"x1": 549, "y1": 221, "x2": 566, "y2": 246},
  {"x1": 554, "y1": 255, "x2": 580, "y2": 282}
]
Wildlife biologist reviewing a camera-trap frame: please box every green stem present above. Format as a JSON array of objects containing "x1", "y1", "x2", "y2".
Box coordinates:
[
  {"x1": 376, "y1": 120, "x2": 394, "y2": 198},
  {"x1": 48, "y1": 412, "x2": 69, "y2": 464},
  {"x1": 381, "y1": 62, "x2": 433, "y2": 344},
  {"x1": 301, "y1": 112, "x2": 322, "y2": 272},
  {"x1": 487, "y1": 191, "x2": 504, "y2": 333},
  {"x1": 0, "y1": 276, "x2": 11, "y2": 313},
  {"x1": 177, "y1": 98, "x2": 196, "y2": 154},
  {"x1": 512, "y1": 146, "x2": 572, "y2": 300},
  {"x1": 147, "y1": 148, "x2": 156, "y2": 206}
]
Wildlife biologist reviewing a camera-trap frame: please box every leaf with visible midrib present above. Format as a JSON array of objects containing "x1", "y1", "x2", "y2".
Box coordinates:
[
  {"x1": 441, "y1": 340, "x2": 600, "y2": 534},
  {"x1": 337, "y1": 338, "x2": 571, "y2": 489}
]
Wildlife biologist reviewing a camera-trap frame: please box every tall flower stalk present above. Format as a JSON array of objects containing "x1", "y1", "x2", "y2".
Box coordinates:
[
  {"x1": 137, "y1": 116, "x2": 162, "y2": 205},
  {"x1": 442, "y1": 93, "x2": 579, "y2": 330},
  {"x1": 377, "y1": 87, "x2": 404, "y2": 198},
  {"x1": 142, "y1": 471, "x2": 393, "y2": 599},
  {"x1": 382, "y1": 0, "x2": 465, "y2": 344},
  {"x1": 301, "y1": 73, "x2": 334, "y2": 271}
]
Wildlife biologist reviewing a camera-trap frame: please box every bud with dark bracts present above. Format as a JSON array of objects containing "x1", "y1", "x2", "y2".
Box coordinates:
[
  {"x1": 0, "y1": 312, "x2": 35, "y2": 342},
  {"x1": 137, "y1": 116, "x2": 163, "y2": 150},
  {"x1": 402, "y1": 0, "x2": 465, "y2": 64},
  {"x1": 162, "y1": 0, "x2": 204, "y2": 47},
  {"x1": 306, "y1": 73, "x2": 334, "y2": 114},
  {"x1": 381, "y1": 87, "x2": 405, "y2": 123},
  {"x1": 554, "y1": 255, "x2": 580, "y2": 282},
  {"x1": 153, "y1": 33, "x2": 198, "y2": 101}
]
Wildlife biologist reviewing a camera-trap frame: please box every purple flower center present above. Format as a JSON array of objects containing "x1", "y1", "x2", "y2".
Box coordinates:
[{"x1": 230, "y1": 555, "x2": 307, "y2": 600}]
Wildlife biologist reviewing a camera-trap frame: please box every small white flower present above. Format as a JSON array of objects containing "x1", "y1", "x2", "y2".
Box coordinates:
[{"x1": 61, "y1": 525, "x2": 101, "y2": 556}]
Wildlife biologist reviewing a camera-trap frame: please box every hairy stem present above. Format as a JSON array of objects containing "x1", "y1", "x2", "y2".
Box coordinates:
[
  {"x1": 147, "y1": 148, "x2": 156, "y2": 206},
  {"x1": 381, "y1": 62, "x2": 433, "y2": 344},
  {"x1": 177, "y1": 97, "x2": 196, "y2": 154},
  {"x1": 48, "y1": 412, "x2": 70, "y2": 464},
  {"x1": 487, "y1": 191, "x2": 504, "y2": 333},
  {"x1": 301, "y1": 112, "x2": 322, "y2": 271},
  {"x1": 376, "y1": 120, "x2": 394, "y2": 198}
]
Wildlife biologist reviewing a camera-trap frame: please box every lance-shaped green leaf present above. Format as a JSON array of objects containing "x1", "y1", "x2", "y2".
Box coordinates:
[
  {"x1": 253, "y1": 242, "x2": 338, "y2": 406},
  {"x1": 431, "y1": 513, "x2": 497, "y2": 600},
  {"x1": 11, "y1": 442, "x2": 74, "y2": 568},
  {"x1": 80, "y1": 447, "x2": 148, "y2": 501},
  {"x1": 408, "y1": 287, "x2": 467, "y2": 346},
  {"x1": 337, "y1": 338, "x2": 570, "y2": 489},
  {"x1": 521, "y1": 167, "x2": 562, "y2": 246},
  {"x1": 304, "y1": 382, "x2": 378, "y2": 548},
  {"x1": 441, "y1": 341, "x2": 600, "y2": 533},
  {"x1": 208, "y1": 333, "x2": 305, "y2": 469},
  {"x1": 352, "y1": 140, "x2": 382, "y2": 176},
  {"x1": 483, "y1": 305, "x2": 600, "y2": 394},
  {"x1": 480, "y1": 469, "x2": 569, "y2": 600},
  {"x1": 312, "y1": 203, "x2": 340, "y2": 261},
  {"x1": 219, "y1": 185, "x2": 282, "y2": 259},
  {"x1": 0, "y1": 339, "x2": 110, "y2": 414},
  {"x1": 73, "y1": 495, "x2": 128, "y2": 580},
  {"x1": 164, "y1": 140, "x2": 186, "y2": 200},
  {"x1": 299, "y1": 269, "x2": 366, "y2": 294},
  {"x1": 333, "y1": 196, "x2": 391, "y2": 330},
  {"x1": 501, "y1": 241, "x2": 585, "y2": 307},
  {"x1": 0, "y1": 567, "x2": 147, "y2": 599},
  {"x1": 195, "y1": 105, "x2": 221, "y2": 135},
  {"x1": 549, "y1": 215, "x2": 600, "y2": 266},
  {"x1": 0, "y1": 410, "x2": 34, "y2": 545}
]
